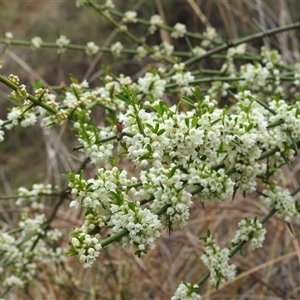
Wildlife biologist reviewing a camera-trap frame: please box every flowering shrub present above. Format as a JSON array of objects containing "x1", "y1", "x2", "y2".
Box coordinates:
[{"x1": 0, "y1": 0, "x2": 300, "y2": 298}]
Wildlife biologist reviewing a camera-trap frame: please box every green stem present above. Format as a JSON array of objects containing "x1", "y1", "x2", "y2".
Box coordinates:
[
  {"x1": 0, "y1": 75, "x2": 57, "y2": 114},
  {"x1": 168, "y1": 22, "x2": 300, "y2": 76}
]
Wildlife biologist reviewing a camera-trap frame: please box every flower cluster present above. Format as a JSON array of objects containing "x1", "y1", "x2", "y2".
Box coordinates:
[
  {"x1": 56, "y1": 35, "x2": 70, "y2": 54},
  {"x1": 188, "y1": 166, "x2": 234, "y2": 203},
  {"x1": 171, "y1": 282, "x2": 201, "y2": 300},
  {"x1": 171, "y1": 23, "x2": 187, "y2": 39},
  {"x1": 4, "y1": 32, "x2": 14, "y2": 44},
  {"x1": 200, "y1": 234, "x2": 236, "y2": 288},
  {"x1": 260, "y1": 184, "x2": 300, "y2": 222},
  {"x1": 137, "y1": 72, "x2": 166, "y2": 98},
  {"x1": 221, "y1": 43, "x2": 246, "y2": 74},
  {"x1": 140, "y1": 165, "x2": 192, "y2": 228},
  {"x1": 171, "y1": 63, "x2": 195, "y2": 95},
  {"x1": 68, "y1": 167, "x2": 161, "y2": 264},
  {"x1": 31, "y1": 36, "x2": 43, "y2": 49},
  {"x1": 76, "y1": 0, "x2": 86, "y2": 7},
  {"x1": 86, "y1": 41, "x2": 99, "y2": 55},
  {"x1": 239, "y1": 63, "x2": 270, "y2": 91},
  {"x1": 0, "y1": 120, "x2": 4, "y2": 142},
  {"x1": 73, "y1": 121, "x2": 115, "y2": 164},
  {"x1": 16, "y1": 183, "x2": 55, "y2": 210},
  {"x1": 108, "y1": 192, "x2": 161, "y2": 256},
  {"x1": 0, "y1": 211, "x2": 66, "y2": 288},
  {"x1": 111, "y1": 41, "x2": 123, "y2": 57},
  {"x1": 231, "y1": 218, "x2": 267, "y2": 251},
  {"x1": 1, "y1": 1, "x2": 300, "y2": 296},
  {"x1": 5, "y1": 106, "x2": 37, "y2": 130},
  {"x1": 69, "y1": 167, "x2": 134, "y2": 211},
  {"x1": 70, "y1": 230, "x2": 102, "y2": 268},
  {"x1": 201, "y1": 27, "x2": 217, "y2": 48},
  {"x1": 149, "y1": 14, "x2": 163, "y2": 34},
  {"x1": 122, "y1": 11, "x2": 137, "y2": 23},
  {"x1": 150, "y1": 42, "x2": 174, "y2": 60}
]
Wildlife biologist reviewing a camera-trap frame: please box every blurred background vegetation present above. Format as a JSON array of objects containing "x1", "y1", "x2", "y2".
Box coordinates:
[{"x1": 0, "y1": 0, "x2": 300, "y2": 299}]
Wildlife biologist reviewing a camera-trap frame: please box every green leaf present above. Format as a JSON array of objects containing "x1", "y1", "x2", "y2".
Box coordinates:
[
  {"x1": 157, "y1": 129, "x2": 166, "y2": 136},
  {"x1": 146, "y1": 144, "x2": 152, "y2": 152},
  {"x1": 168, "y1": 165, "x2": 178, "y2": 178},
  {"x1": 145, "y1": 123, "x2": 155, "y2": 132},
  {"x1": 185, "y1": 117, "x2": 189, "y2": 128},
  {"x1": 127, "y1": 201, "x2": 136, "y2": 212},
  {"x1": 115, "y1": 94, "x2": 131, "y2": 105},
  {"x1": 67, "y1": 246, "x2": 78, "y2": 256},
  {"x1": 182, "y1": 96, "x2": 195, "y2": 106},
  {"x1": 191, "y1": 86, "x2": 201, "y2": 100}
]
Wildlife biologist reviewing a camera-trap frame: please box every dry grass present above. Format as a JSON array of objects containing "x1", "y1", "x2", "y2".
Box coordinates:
[{"x1": 0, "y1": 0, "x2": 300, "y2": 299}]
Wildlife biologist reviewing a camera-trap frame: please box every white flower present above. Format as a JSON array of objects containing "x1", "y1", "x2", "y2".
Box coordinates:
[
  {"x1": 31, "y1": 36, "x2": 43, "y2": 49},
  {"x1": 171, "y1": 71, "x2": 195, "y2": 86},
  {"x1": 135, "y1": 46, "x2": 148, "y2": 60},
  {"x1": 3, "y1": 275, "x2": 24, "y2": 287},
  {"x1": 86, "y1": 41, "x2": 99, "y2": 55},
  {"x1": 104, "y1": 0, "x2": 115, "y2": 9},
  {"x1": 122, "y1": 11, "x2": 137, "y2": 23},
  {"x1": 171, "y1": 23, "x2": 187, "y2": 38},
  {"x1": 137, "y1": 72, "x2": 166, "y2": 99},
  {"x1": 171, "y1": 282, "x2": 201, "y2": 300},
  {"x1": 0, "y1": 129, "x2": 4, "y2": 142},
  {"x1": 149, "y1": 14, "x2": 163, "y2": 34},
  {"x1": 231, "y1": 218, "x2": 267, "y2": 251},
  {"x1": 201, "y1": 236, "x2": 236, "y2": 287},
  {"x1": 192, "y1": 46, "x2": 206, "y2": 56},
  {"x1": 227, "y1": 43, "x2": 246, "y2": 58},
  {"x1": 56, "y1": 35, "x2": 70, "y2": 48},
  {"x1": 5, "y1": 107, "x2": 22, "y2": 129},
  {"x1": 239, "y1": 63, "x2": 270, "y2": 91},
  {"x1": 108, "y1": 197, "x2": 161, "y2": 254},
  {"x1": 111, "y1": 41, "x2": 123, "y2": 57},
  {"x1": 20, "y1": 111, "x2": 37, "y2": 127},
  {"x1": 4, "y1": 32, "x2": 14, "y2": 44},
  {"x1": 260, "y1": 185, "x2": 300, "y2": 222},
  {"x1": 201, "y1": 27, "x2": 217, "y2": 48},
  {"x1": 76, "y1": 0, "x2": 86, "y2": 7},
  {"x1": 161, "y1": 41, "x2": 174, "y2": 56}
]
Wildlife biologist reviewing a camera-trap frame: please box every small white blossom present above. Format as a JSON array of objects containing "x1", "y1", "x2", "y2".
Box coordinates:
[
  {"x1": 201, "y1": 27, "x2": 217, "y2": 48},
  {"x1": 0, "y1": 128, "x2": 4, "y2": 142},
  {"x1": 4, "y1": 32, "x2": 14, "y2": 44},
  {"x1": 201, "y1": 236, "x2": 236, "y2": 287},
  {"x1": 192, "y1": 46, "x2": 206, "y2": 56},
  {"x1": 149, "y1": 14, "x2": 163, "y2": 34},
  {"x1": 108, "y1": 197, "x2": 161, "y2": 254},
  {"x1": 76, "y1": 0, "x2": 86, "y2": 7},
  {"x1": 135, "y1": 46, "x2": 148, "y2": 60},
  {"x1": 260, "y1": 185, "x2": 300, "y2": 222},
  {"x1": 86, "y1": 41, "x2": 99, "y2": 55},
  {"x1": 56, "y1": 35, "x2": 70, "y2": 48},
  {"x1": 172, "y1": 71, "x2": 195, "y2": 86},
  {"x1": 171, "y1": 282, "x2": 201, "y2": 300},
  {"x1": 171, "y1": 23, "x2": 187, "y2": 38},
  {"x1": 137, "y1": 72, "x2": 166, "y2": 99},
  {"x1": 104, "y1": 0, "x2": 115, "y2": 9},
  {"x1": 111, "y1": 41, "x2": 123, "y2": 57},
  {"x1": 31, "y1": 36, "x2": 43, "y2": 49},
  {"x1": 3, "y1": 275, "x2": 24, "y2": 288},
  {"x1": 122, "y1": 11, "x2": 137, "y2": 23},
  {"x1": 231, "y1": 218, "x2": 267, "y2": 251}
]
